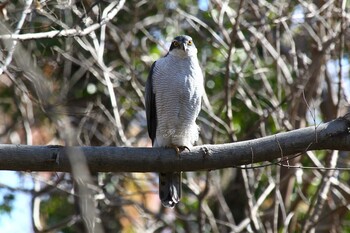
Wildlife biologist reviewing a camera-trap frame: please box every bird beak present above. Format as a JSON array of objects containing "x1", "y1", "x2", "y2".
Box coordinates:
[{"x1": 180, "y1": 42, "x2": 186, "y2": 51}]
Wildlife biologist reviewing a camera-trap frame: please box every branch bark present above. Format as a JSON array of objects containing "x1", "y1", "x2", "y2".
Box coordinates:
[{"x1": 0, "y1": 115, "x2": 349, "y2": 173}]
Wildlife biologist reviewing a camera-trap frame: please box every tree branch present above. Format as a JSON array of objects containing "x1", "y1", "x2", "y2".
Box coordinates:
[
  {"x1": 0, "y1": 115, "x2": 349, "y2": 173},
  {"x1": 0, "y1": 0, "x2": 125, "y2": 41}
]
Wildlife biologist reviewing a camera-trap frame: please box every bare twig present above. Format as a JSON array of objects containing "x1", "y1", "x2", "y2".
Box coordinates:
[
  {"x1": 0, "y1": 0, "x2": 125, "y2": 41},
  {"x1": 241, "y1": 167, "x2": 263, "y2": 231},
  {"x1": 301, "y1": 150, "x2": 339, "y2": 233},
  {"x1": 0, "y1": 0, "x2": 33, "y2": 74}
]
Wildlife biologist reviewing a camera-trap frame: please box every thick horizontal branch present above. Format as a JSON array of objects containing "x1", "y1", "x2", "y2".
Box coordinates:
[{"x1": 0, "y1": 116, "x2": 349, "y2": 173}]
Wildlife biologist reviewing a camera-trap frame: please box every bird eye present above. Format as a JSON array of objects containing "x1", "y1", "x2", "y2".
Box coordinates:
[
  {"x1": 173, "y1": 41, "x2": 179, "y2": 47},
  {"x1": 188, "y1": 40, "x2": 193, "y2": 45}
]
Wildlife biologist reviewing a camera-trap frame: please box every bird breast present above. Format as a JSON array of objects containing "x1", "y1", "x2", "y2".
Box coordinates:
[{"x1": 153, "y1": 55, "x2": 203, "y2": 147}]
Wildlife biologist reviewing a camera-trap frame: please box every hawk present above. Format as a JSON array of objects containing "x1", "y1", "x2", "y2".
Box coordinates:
[{"x1": 145, "y1": 35, "x2": 204, "y2": 207}]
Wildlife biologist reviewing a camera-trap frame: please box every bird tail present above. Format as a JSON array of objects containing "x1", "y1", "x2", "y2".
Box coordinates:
[{"x1": 159, "y1": 172, "x2": 182, "y2": 208}]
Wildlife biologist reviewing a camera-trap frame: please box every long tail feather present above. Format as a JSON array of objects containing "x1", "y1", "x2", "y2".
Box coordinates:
[{"x1": 159, "y1": 172, "x2": 182, "y2": 208}]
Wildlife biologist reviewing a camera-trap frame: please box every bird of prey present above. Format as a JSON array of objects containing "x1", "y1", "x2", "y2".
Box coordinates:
[{"x1": 145, "y1": 35, "x2": 204, "y2": 208}]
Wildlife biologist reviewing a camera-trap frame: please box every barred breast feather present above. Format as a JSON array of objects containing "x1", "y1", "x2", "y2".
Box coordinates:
[{"x1": 152, "y1": 53, "x2": 203, "y2": 148}]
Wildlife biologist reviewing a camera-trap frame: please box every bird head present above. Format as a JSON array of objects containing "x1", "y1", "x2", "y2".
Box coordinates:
[{"x1": 169, "y1": 35, "x2": 198, "y2": 58}]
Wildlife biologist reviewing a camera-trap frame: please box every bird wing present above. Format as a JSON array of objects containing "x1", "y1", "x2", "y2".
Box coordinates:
[{"x1": 145, "y1": 62, "x2": 157, "y2": 145}]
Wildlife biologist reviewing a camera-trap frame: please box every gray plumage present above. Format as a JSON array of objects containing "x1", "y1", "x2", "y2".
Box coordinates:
[{"x1": 145, "y1": 35, "x2": 204, "y2": 208}]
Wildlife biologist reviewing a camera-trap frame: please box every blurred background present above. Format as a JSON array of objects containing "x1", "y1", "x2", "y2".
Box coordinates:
[{"x1": 0, "y1": 0, "x2": 349, "y2": 232}]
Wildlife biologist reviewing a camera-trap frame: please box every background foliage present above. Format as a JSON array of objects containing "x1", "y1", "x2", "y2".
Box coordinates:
[{"x1": 0, "y1": 0, "x2": 350, "y2": 232}]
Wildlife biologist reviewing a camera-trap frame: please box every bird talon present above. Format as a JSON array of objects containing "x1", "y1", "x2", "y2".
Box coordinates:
[
  {"x1": 179, "y1": 146, "x2": 190, "y2": 152},
  {"x1": 169, "y1": 145, "x2": 190, "y2": 156}
]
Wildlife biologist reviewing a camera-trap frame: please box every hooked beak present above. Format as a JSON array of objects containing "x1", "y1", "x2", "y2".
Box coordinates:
[{"x1": 180, "y1": 42, "x2": 187, "y2": 51}]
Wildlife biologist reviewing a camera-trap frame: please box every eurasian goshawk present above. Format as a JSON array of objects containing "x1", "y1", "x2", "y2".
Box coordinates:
[{"x1": 145, "y1": 35, "x2": 204, "y2": 207}]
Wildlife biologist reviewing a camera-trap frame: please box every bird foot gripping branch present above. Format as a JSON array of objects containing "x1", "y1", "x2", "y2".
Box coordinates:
[{"x1": 169, "y1": 144, "x2": 191, "y2": 156}]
